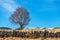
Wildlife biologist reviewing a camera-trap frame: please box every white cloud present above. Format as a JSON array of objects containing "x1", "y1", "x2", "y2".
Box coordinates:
[
  {"x1": 1, "y1": 3, "x2": 15, "y2": 12},
  {"x1": 0, "y1": 0, "x2": 19, "y2": 12}
]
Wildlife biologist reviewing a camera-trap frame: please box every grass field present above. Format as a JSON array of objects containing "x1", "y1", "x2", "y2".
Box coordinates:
[{"x1": 0, "y1": 37, "x2": 60, "y2": 40}]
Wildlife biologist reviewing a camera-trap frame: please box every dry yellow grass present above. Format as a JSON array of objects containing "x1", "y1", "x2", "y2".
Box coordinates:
[{"x1": 0, "y1": 37, "x2": 60, "y2": 40}]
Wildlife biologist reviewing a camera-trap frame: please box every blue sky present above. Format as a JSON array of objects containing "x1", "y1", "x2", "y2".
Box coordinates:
[{"x1": 0, "y1": 0, "x2": 60, "y2": 29}]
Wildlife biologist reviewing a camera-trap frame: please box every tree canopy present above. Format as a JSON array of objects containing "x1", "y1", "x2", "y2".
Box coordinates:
[{"x1": 10, "y1": 7, "x2": 30, "y2": 29}]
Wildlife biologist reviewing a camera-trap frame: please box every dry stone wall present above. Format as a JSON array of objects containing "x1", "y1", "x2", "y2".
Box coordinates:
[{"x1": 0, "y1": 30, "x2": 60, "y2": 38}]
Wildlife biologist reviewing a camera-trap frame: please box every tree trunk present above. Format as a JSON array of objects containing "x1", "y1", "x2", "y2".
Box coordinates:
[{"x1": 20, "y1": 25, "x2": 23, "y2": 30}]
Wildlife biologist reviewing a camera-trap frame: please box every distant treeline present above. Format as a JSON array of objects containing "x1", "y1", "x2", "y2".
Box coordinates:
[
  {"x1": 0, "y1": 30, "x2": 60, "y2": 38},
  {"x1": 0, "y1": 27, "x2": 11, "y2": 30}
]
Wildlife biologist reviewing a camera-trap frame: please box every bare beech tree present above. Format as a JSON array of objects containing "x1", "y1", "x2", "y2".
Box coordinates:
[{"x1": 10, "y1": 7, "x2": 30, "y2": 29}]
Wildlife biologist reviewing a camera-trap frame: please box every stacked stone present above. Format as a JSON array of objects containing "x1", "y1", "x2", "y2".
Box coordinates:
[{"x1": 0, "y1": 30, "x2": 60, "y2": 38}]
